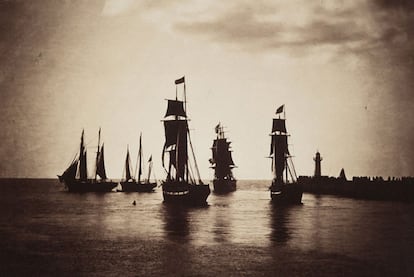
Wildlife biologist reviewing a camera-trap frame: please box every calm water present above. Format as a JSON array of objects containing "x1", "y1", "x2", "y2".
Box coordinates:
[{"x1": 0, "y1": 179, "x2": 413, "y2": 276}]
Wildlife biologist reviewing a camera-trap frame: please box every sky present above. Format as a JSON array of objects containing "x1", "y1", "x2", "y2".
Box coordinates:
[{"x1": 0, "y1": 0, "x2": 413, "y2": 179}]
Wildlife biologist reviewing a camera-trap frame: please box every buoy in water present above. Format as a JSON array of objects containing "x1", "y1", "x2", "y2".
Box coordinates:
[{"x1": 132, "y1": 200, "x2": 136, "y2": 205}]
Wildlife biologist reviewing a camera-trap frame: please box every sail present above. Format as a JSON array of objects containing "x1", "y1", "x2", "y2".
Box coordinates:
[
  {"x1": 165, "y1": 100, "x2": 186, "y2": 118},
  {"x1": 138, "y1": 134, "x2": 142, "y2": 182},
  {"x1": 61, "y1": 160, "x2": 78, "y2": 181},
  {"x1": 147, "y1": 155, "x2": 153, "y2": 182},
  {"x1": 163, "y1": 120, "x2": 188, "y2": 180},
  {"x1": 272, "y1": 134, "x2": 288, "y2": 182},
  {"x1": 226, "y1": 150, "x2": 235, "y2": 166},
  {"x1": 96, "y1": 144, "x2": 107, "y2": 180},
  {"x1": 212, "y1": 137, "x2": 235, "y2": 178},
  {"x1": 211, "y1": 139, "x2": 218, "y2": 161},
  {"x1": 163, "y1": 120, "x2": 188, "y2": 148},
  {"x1": 272, "y1": 119, "x2": 286, "y2": 133},
  {"x1": 79, "y1": 130, "x2": 88, "y2": 181},
  {"x1": 125, "y1": 149, "x2": 132, "y2": 181},
  {"x1": 175, "y1": 126, "x2": 188, "y2": 180}
]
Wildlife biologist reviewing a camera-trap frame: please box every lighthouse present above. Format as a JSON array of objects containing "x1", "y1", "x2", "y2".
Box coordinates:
[{"x1": 314, "y1": 151, "x2": 322, "y2": 177}]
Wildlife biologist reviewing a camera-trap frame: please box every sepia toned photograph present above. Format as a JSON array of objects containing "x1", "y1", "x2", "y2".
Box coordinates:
[{"x1": 0, "y1": 0, "x2": 413, "y2": 276}]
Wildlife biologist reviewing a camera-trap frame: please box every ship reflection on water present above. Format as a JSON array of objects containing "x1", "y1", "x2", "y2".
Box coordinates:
[
  {"x1": 1, "y1": 180, "x2": 413, "y2": 276},
  {"x1": 162, "y1": 204, "x2": 191, "y2": 240},
  {"x1": 269, "y1": 206, "x2": 291, "y2": 245}
]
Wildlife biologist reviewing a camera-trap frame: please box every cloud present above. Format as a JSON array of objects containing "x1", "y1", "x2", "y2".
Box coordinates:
[
  {"x1": 102, "y1": 0, "x2": 135, "y2": 16},
  {"x1": 172, "y1": 0, "x2": 413, "y2": 58}
]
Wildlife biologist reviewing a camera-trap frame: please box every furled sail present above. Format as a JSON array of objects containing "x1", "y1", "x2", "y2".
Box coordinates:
[
  {"x1": 165, "y1": 100, "x2": 186, "y2": 118},
  {"x1": 96, "y1": 144, "x2": 107, "y2": 180}
]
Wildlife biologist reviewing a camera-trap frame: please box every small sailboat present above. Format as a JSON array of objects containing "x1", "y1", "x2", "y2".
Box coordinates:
[
  {"x1": 58, "y1": 128, "x2": 118, "y2": 192},
  {"x1": 209, "y1": 123, "x2": 237, "y2": 193},
  {"x1": 161, "y1": 76, "x2": 210, "y2": 205},
  {"x1": 269, "y1": 105, "x2": 302, "y2": 204},
  {"x1": 120, "y1": 133, "x2": 157, "y2": 192}
]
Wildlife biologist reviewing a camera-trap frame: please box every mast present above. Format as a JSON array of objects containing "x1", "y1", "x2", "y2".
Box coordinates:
[
  {"x1": 138, "y1": 133, "x2": 142, "y2": 183},
  {"x1": 124, "y1": 146, "x2": 132, "y2": 181},
  {"x1": 271, "y1": 106, "x2": 288, "y2": 185},
  {"x1": 95, "y1": 127, "x2": 101, "y2": 181},
  {"x1": 210, "y1": 123, "x2": 235, "y2": 180},
  {"x1": 96, "y1": 144, "x2": 107, "y2": 180},
  {"x1": 79, "y1": 129, "x2": 88, "y2": 181},
  {"x1": 163, "y1": 76, "x2": 188, "y2": 183}
]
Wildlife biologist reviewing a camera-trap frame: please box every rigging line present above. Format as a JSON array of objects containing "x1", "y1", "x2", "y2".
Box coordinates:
[
  {"x1": 289, "y1": 157, "x2": 298, "y2": 180},
  {"x1": 187, "y1": 129, "x2": 202, "y2": 183},
  {"x1": 65, "y1": 148, "x2": 79, "y2": 168},
  {"x1": 287, "y1": 162, "x2": 294, "y2": 183},
  {"x1": 187, "y1": 156, "x2": 196, "y2": 184},
  {"x1": 286, "y1": 158, "x2": 297, "y2": 182}
]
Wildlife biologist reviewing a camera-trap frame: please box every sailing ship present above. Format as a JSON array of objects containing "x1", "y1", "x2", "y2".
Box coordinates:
[
  {"x1": 209, "y1": 123, "x2": 237, "y2": 193},
  {"x1": 58, "y1": 128, "x2": 118, "y2": 192},
  {"x1": 269, "y1": 105, "x2": 303, "y2": 204},
  {"x1": 120, "y1": 133, "x2": 157, "y2": 192},
  {"x1": 161, "y1": 76, "x2": 210, "y2": 205}
]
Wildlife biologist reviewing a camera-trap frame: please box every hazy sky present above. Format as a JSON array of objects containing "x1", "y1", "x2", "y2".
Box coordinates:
[{"x1": 0, "y1": 0, "x2": 413, "y2": 179}]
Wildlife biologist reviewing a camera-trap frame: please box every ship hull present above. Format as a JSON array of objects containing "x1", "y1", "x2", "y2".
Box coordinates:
[
  {"x1": 60, "y1": 179, "x2": 118, "y2": 193},
  {"x1": 213, "y1": 179, "x2": 237, "y2": 193},
  {"x1": 120, "y1": 181, "x2": 157, "y2": 192},
  {"x1": 162, "y1": 180, "x2": 210, "y2": 205},
  {"x1": 270, "y1": 182, "x2": 303, "y2": 205}
]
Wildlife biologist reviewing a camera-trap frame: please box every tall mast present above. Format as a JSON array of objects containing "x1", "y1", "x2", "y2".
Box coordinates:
[
  {"x1": 284, "y1": 108, "x2": 287, "y2": 183},
  {"x1": 273, "y1": 136, "x2": 277, "y2": 180},
  {"x1": 79, "y1": 129, "x2": 88, "y2": 181},
  {"x1": 184, "y1": 80, "x2": 188, "y2": 182},
  {"x1": 124, "y1": 145, "x2": 132, "y2": 181},
  {"x1": 95, "y1": 127, "x2": 101, "y2": 181},
  {"x1": 138, "y1": 133, "x2": 142, "y2": 183}
]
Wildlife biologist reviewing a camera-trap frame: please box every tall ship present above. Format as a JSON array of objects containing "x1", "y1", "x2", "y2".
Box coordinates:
[
  {"x1": 120, "y1": 133, "x2": 157, "y2": 192},
  {"x1": 209, "y1": 123, "x2": 237, "y2": 193},
  {"x1": 269, "y1": 105, "x2": 302, "y2": 204},
  {"x1": 161, "y1": 76, "x2": 210, "y2": 205},
  {"x1": 58, "y1": 128, "x2": 118, "y2": 192}
]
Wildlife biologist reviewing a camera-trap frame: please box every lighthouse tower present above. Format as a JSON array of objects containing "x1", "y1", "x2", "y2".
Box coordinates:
[{"x1": 314, "y1": 151, "x2": 322, "y2": 177}]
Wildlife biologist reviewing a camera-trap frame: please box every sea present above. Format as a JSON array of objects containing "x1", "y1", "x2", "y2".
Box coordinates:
[{"x1": 0, "y1": 179, "x2": 413, "y2": 276}]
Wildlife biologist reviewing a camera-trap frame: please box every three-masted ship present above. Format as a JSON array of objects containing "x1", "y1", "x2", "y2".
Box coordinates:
[
  {"x1": 58, "y1": 129, "x2": 117, "y2": 192},
  {"x1": 209, "y1": 123, "x2": 237, "y2": 193},
  {"x1": 161, "y1": 76, "x2": 210, "y2": 205},
  {"x1": 120, "y1": 133, "x2": 157, "y2": 192},
  {"x1": 269, "y1": 105, "x2": 302, "y2": 204}
]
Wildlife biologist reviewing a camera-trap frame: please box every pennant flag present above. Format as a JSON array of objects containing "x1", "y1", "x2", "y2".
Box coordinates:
[
  {"x1": 175, "y1": 76, "x2": 185, "y2": 84},
  {"x1": 148, "y1": 155, "x2": 152, "y2": 162},
  {"x1": 276, "y1": 105, "x2": 284, "y2": 114}
]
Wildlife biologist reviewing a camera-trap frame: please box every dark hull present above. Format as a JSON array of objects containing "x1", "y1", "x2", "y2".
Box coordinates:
[
  {"x1": 60, "y1": 179, "x2": 118, "y2": 193},
  {"x1": 270, "y1": 182, "x2": 303, "y2": 205},
  {"x1": 213, "y1": 179, "x2": 236, "y2": 193},
  {"x1": 162, "y1": 180, "x2": 210, "y2": 205},
  {"x1": 120, "y1": 181, "x2": 157, "y2": 192},
  {"x1": 298, "y1": 176, "x2": 414, "y2": 202}
]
